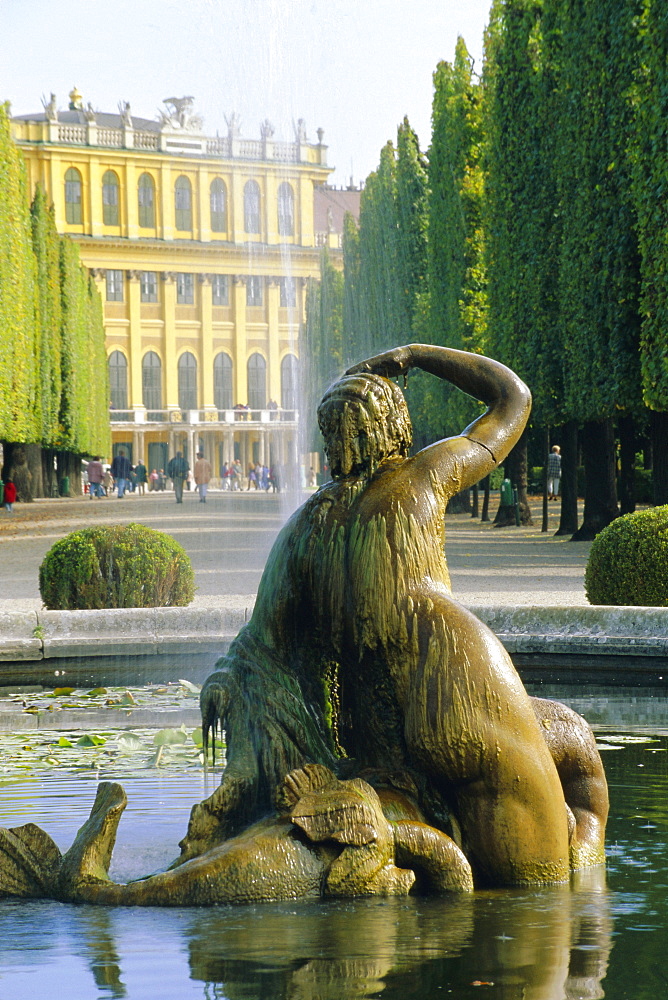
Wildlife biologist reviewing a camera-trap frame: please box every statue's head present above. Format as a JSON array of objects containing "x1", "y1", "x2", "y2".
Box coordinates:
[{"x1": 317, "y1": 373, "x2": 412, "y2": 478}]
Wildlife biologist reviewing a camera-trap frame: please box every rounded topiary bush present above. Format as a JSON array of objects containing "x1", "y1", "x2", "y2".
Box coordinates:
[
  {"x1": 585, "y1": 506, "x2": 668, "y2": 606},
  {"x1": 39, "y1": 523, "x2": 195, "y2": 610}
]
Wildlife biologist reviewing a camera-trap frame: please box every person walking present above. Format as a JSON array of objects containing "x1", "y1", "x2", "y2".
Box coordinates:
[
  {"x1": 232, "y1": 460, "x2": 243, "y2": 491},
  {"x1": 167, "y1": 451, "x2": 189, "y2": 503},
  {"x1": 110, "y1": 449, "x2": 132, "y2": 498},
  {"x1": 3, "y1": 479, "x2": 16, "y2": 512},
  {"x1": 87, "y1": 456, "x2": 104, "y2": 498},
  {"x1": 194, "y1": 451, "x2": 212, "y2": 503},
  {"x1": 134, "y1": 460, "x2": 148, "y2": 495},
  {"x1": 547, "y1": 445, "x2": 561, "y2": 500}
]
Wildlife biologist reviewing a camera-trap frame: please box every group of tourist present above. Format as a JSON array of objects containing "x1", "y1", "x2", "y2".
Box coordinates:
[
  {"x1": 85, "y1": 449, "x2": 280, "y2": 500},
  {"x1": 218, "y1": 461, "x2": 278, "y2": 492}
]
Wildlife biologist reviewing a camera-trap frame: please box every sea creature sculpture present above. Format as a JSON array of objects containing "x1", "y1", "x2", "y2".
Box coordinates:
[{"x1": 0, "y1": 346, "x2": 608, "y2": 904}]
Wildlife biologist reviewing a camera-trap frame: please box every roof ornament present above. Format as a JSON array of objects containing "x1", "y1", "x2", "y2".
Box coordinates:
[
  {"x1": 225, "y1": 111, "x2": 241, "y2": 138},
  {"x1": 68, "y1": 86, "x2": 83, "y2": 111},
  {"x1": 118, "y1": 101, "x2": 132, "y2": 127},
  {"x1": 42, "y1": 93, "x2": 58, "y2": 122},
  {"x1": 260, "y1": 118, "x2": 275, "y2": 140},
  {"x1": 158, "y1": 96, "x2": 203, "y2": 132},
  {"x1": 294, "y1": 118, "x2": 307, "y2": 142}
]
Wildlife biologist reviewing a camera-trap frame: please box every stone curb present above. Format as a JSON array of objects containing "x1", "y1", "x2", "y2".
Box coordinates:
[{"x1": 2, "y1": 601, "x2": 668, "y2": 664}]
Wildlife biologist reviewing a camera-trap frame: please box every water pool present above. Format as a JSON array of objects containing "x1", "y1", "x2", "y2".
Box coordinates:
[{"x1": 0, "y1": 700, "x2": 665, "y2": 999}]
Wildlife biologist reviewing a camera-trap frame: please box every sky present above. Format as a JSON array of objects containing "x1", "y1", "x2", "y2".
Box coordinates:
[{"x1": 2, "y1": 0, "x2": 491, "y2": 188}]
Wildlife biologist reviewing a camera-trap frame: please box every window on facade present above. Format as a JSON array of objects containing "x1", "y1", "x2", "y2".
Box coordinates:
[
  {"x1": 247, "y1": 353, "x2": 267, "y2": 410},
  {"x1": 246, "y1": 276, "x2": 263, "y2": 307},
  {"x1": 178, "y1": 352, "x2": 198, "y2": 412},
  {"x1": 106, "y1": 269, "x2": 124, "y2": 302},
  {"x1": 142, "y1": 351, "x2": 162, "y2": 416},
  {"x1": 176, "y1": 272, "x2": 194, "y2": 304},
  {"x1": 138, "y1": 173, "x2": 155, "y2": 228},
  {"x1": 281, "y1": 354, "x2": 298, "y2": 411},
  {"x1": 210, "y1": 179, "x2": 227, "y2": 232},
  {"x1": 244, "y1": 180, "x2": 261, "y2": 233},
  {"x1": 212, "y1": 274, "x2": 229, "y2": 306},
  {"x1": 109, "y1": 350, "x2": 128, "y2": 410},
  {"x1": 140, "y1": 271, "x2": 158, "y2": 303},
  {"x1": 279, "y1": 277, "x2": 296, "y2": 308},
  {"x1": 175, "y1": 176, "x2": 192, "y2": 231},
  {"x1": 214, "y1": 352, "x2": 233, "y2": 411},
  {"x1": 102, "y1": 170, "x2": 120, "y2": 226},
  {"x1": 65, "y1": 167, "x2": 83, "y2": 224},
  {"x1": 277, "y1": 182, "x2": 294, "y2": 237}
]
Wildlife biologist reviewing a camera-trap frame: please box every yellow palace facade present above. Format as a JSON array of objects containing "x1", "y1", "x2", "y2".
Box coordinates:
[{"x1": 12, "y1": 91, "x2": 336, "y2": 480}]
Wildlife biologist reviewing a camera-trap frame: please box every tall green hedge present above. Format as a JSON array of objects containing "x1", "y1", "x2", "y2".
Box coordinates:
[
  {"x1": 0, "y1": 102, "x2": 39, "y2": 443},
  {"x1": 0, "y1": 102, "x2": 109, "y2": 465}
]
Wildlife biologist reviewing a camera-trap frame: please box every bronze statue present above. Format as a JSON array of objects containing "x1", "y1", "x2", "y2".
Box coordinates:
[{"x1": 0, "y1": 346, "x2": 607, "y2": 905}]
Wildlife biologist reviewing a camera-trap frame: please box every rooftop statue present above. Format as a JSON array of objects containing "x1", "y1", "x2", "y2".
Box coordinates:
[{"x1": 0, "y1": 346, "x2": 608, "y2": 905}]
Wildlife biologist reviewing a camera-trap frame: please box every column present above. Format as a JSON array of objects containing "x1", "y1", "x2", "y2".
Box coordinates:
[
  {"x1": 199, "y1": 274, "x2": 215, "y2": 408},
  {"x1": 230, "y1": 172, "x2": 244, "y2": 244},
  {"x1": 299, "y1": 176, "x2": 315, "y2": 247},
  {"x1": 125, "y1": 161, "x2": 138, "y2": 240},
  {"x1": 126, "y1": 271, "x2": 144, "y2": 408},
  {"x1": 162, "y1": 274, "x2": 178, "y2": 408},
  {"x1": 159, "y1": 162, "x2": 174, "y2": 240},
  {"x1": 233, "y1": 276, "x2": 248, "y2": 405},
  {"x1": 265, "y1": 170, "x2": 277, "y2": 245},
  {"x1": 266, "y1": 279, "x2": 281, "y2": 403},
  {"x1": 88, "y1": 157, "x2": 103, "y2": 237},
  {"x1": 197, "y1": 165, "x2": 210, "y2": 243}
]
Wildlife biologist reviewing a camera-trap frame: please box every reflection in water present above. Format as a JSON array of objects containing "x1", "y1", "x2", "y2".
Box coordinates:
[
  {"x1": 0, "y1": 732, "x2": 666, "y2": 999},
  {"x1": 185, "y1": 880, "x2": 611, "y2": 1000}
]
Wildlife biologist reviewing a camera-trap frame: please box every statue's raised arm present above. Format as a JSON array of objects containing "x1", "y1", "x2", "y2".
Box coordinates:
[{"x1": 346, "y1": 344, "x2": 531, "y2": 492}]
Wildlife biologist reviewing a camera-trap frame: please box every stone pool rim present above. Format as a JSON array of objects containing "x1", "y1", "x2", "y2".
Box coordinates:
[{"x1": 0, "y1": 600, "x2": 667, "y2": 689}]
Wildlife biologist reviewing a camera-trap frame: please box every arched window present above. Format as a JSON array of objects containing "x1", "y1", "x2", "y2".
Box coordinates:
[
  {"x1": 244, "y1": 180, "x2": 261, "y2": 233},
  {"x1": 214, "y1": 352, "x2": 233, "y2": 412},
  {"x1": 178, "y1": 351, "x2": 198, "y2": 412},
  {"x1": 247, "y1": 353, "x2": 266, "y2": 410},
  {"x1": 102, "y1": 170, "x2": 119, "y2": 226},
  {"x1": 175, "y1": 176, "x2": 192, "y2": 231},
  {"x1": 109, "y1": 350, "x2": 128, "y2": 411},
  {"x1": 277, "y1": 182, "x2": 294, "y2": 236},
  {"x1": 142, "y1": 351, "x2": 162, "y2": 417},
  {"x1": 281, "y1": 354, "x2": 298, "y2": 411},
  {"x1": 64, "y1": 167, "x2": 83, "y2": 224},
  {"x1": 210, "y1": 178, "x2": 227, "y2": 232},
  {"x1": 138, "y1": 173, "x2": 155, "y2": 228}
]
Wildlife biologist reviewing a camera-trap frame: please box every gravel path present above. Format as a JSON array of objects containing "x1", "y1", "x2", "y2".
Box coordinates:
[{"x1": 0, "y1": 491, "x2": 591, "y2": 610}]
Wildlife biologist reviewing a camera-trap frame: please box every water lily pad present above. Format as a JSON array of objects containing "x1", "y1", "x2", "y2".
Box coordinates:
[
  {"x1": 179, "y1": 679, "x2": 201, "y2": 694},
  {"x1": 154, "y1": 728, "x2": 188, "y2": 746},
  {"x1": 77, "y1": 734, "x2": 107, "y2": 747},
  {"x1": 117, "y1": 733, "x2": 142, "y2": 752}
]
